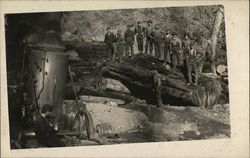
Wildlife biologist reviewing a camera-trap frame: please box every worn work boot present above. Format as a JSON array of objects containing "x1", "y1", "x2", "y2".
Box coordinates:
[{"x1": 157, "y1": 103, "x2": 163, "y2": 108}]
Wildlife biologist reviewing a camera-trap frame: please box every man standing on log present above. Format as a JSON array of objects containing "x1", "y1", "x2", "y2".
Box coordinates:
[
  {"x1": 186, "y1": 43, "x2": 199, "y2": 85},
  {"x1": 145, "y1": 20, "x2": 154, "y2": 55},
  {"x1": 163, "y1": 29, "x2": 172, "y2": 65},
  {"x1": 115, "y1": 29, "x2": 125, "y2": 63},
  {"x1": 152, "y1": 24, "x2": 162, "y2": 60},
  {"x1": 170, "y1": 33, "x2": 182, "y2": 69},
  {"x1": 134, "y1": 21, "x2": 145, "y2": 54},
  {"x1": 124, "y1": 24, "x2": 135, "y2": 59},
  {"x1": 182, "y1": 34, "x2": 191, "y2": 65},
  {"x1": 104, "y1": 27, "x2": 116, "y2": 61},
  {"x1": 94, "y1": 59, "x2": 107, "y2": 91},
  {"x1": 152, "y1": 70, "x2": 163, "y2": 107}
]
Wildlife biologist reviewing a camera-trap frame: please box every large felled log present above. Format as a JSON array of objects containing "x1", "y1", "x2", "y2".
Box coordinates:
[
  {"x1": 103, "y1": 54, "x2": 222, "y2": 107},
  {"x1": 64, "y1": 85, "x2": 137, "y2": 104}
]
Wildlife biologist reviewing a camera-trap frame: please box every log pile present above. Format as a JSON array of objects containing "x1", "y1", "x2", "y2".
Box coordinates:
[
  {"x1": 103, "y1": 54, "x2": 222, "y2": 107},
  {"x1": 66, "y1": 42, "x2": 223, "y2": 107}
]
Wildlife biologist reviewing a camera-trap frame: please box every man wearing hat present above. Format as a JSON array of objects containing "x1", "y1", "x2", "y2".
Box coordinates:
[
  {"x1": 104, "y1": 27, "x2": 116, "y2": 61},
  {"x1": 170, "y1": 33, "x2": 182, "y2": 69},
  {"x1": 186, "y1": 43, "x2": 199, "y2": 85},
  {"x1": 134, "y1": 21, "x2": 145, "y2": 54},
  {"x1": 94, "y1": 58, "x2": 108, "y2": 90},
  {"x1": 124, "y1": 24, "x2": 135, "y2": 58},
  {"x1": 145, "y1": 20, "x2": 154, "y2": 55},
  {"x1": 183, "y1": 34, "x2": 191, "y2": 65},
  {"x1": 152, "y1": 70, "x2": 163, "y2": 107},
  {"x1": 163, "y1": 29, "x2": 172, "y2": 65}
]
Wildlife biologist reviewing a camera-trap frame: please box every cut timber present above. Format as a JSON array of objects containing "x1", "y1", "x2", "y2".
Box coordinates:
[{"x1": 103, "y1": 54, "x2": 222, "y2": 107}]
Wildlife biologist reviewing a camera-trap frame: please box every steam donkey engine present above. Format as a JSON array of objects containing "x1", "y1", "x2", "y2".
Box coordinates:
[{"x1": 25, "y1": 15, "x2": 68, "y2": 131}]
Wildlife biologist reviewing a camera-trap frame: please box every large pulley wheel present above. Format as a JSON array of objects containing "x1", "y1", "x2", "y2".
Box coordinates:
[
  {"x1": 83, "y1": 109, "x2": 95, "y2": 140},
  {"x1": 73, "y1": 109, "x2": 95, "y2": 140}
]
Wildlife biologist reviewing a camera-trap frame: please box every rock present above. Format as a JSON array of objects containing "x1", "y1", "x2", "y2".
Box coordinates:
[
  {"x1": 107, "y1": 101, "x2": 118, "y2": 107},
  {"x1": 165, "y1": 64, "x2": 171, "y2": 70},
  {"x1": 195, "y1": 131, "x2": 201, "y2": 135},
  {"x1": 217, "y1": 64, "x2": 228, "y2": 76}
]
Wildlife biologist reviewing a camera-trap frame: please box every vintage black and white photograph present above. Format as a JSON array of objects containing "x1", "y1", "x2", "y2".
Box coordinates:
[{"x1": 5, "y1": 5, "x2": 230, "y2": 149}]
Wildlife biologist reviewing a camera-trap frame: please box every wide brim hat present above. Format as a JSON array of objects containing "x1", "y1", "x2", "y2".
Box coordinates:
[{"x1": 147, "y1": 20, "x2": 153, "y2": 24}]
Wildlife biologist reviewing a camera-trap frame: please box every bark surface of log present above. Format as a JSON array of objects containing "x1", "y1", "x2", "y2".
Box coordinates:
[
  {"x1": 64, "y1": 85, "x2": 136, "y2": 104},
  {"x1": 103, "y1": 54, "x2": 222, "y2": 107}
]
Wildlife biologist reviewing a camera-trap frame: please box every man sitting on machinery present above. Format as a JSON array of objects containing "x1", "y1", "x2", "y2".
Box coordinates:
[{"x1": 32, "y1": 104, "x2": 65, "y2": 147}]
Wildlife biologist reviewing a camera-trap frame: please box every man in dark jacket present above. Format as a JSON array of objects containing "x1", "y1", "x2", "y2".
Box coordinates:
[
  {"x1": 104, "y1": 27, "x2": 116, "y2": 61},
  {"x1": 134, "y1": 21, "x2": 145, "y2": 54},
  {"x1": 186, "y1": 43, "x2": 199, "y2": 85},
  {"x1": 145, "y1": 20, "x2": 154, "y2": 55},
  {"x1": 124, "y1": 24, "x2": 135, "y2": 58},
  {"x1": 163, "y1": 30, "x2": 172, "y2": 65},
  {"x1": 152, "y1": 24, "x2": 162, "y2": 60},
  {"x1": 170, "y1": 33, "x2": 182, "y2": 69}
]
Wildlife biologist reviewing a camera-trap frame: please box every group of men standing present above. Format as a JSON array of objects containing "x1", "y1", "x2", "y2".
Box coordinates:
[
  {"x1": 104, "y1": 20, "x2": 204, "y2": 85},
  {"x1": 102, "y1": 20, "x2": 217, "y2": 108}
]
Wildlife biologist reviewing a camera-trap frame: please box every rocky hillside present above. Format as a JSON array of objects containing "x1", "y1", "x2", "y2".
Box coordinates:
[{"x1": 61, "y1": 5, "x2": 225, "y2": 44}]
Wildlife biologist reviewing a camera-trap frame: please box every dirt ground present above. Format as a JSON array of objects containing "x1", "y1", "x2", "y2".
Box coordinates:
[
  {"x1": 61, "y1": 95, "x2": 230, "y2": 146},
  {"x1": 99, "y1": 102, "x2": 230, "y2": 144},
  {"x1": 119, "y1": 103, "x2": 230, "y2": 142}
]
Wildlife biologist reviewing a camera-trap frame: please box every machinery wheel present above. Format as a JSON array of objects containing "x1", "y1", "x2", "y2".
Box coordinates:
[{"x1": 82, "y1": 109, "x2": 95, "y2": 140}]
